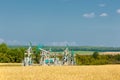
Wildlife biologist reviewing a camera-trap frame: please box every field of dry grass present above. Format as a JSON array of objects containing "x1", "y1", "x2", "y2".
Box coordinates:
[
  {"x1": 0, "y1": 64, "x2": 120, "y2": 80},
  {"x1": 101, "y1": 52, "x2": 120, "y2": 55}
]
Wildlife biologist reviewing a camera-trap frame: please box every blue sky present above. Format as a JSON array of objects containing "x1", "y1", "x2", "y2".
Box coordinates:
[{"x1": 0, "y1": 0, "x2": 120, "y2": 46}]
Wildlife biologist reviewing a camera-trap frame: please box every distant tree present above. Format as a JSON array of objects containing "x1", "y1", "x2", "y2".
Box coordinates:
[
  {"x1": 7, "y1": 48, "x2": 23, "y2": 63},
  {"x1": 0, "y1": 43, "x2": 8, "y2": 53},
  {"x1": 0, "y1": 53, "x2": 10, "y2": 63},
  {"x1": 92, "y1": 51, "x2": 99, "y2": 59}
]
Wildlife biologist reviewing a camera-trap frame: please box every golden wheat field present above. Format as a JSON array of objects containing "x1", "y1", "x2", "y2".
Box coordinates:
[{"x1": 0, "y1": 64, "x2": 120, "y2": 80}]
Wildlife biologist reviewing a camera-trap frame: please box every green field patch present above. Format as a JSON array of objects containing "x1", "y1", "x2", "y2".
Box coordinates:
[{"x1": 74, "y1": 51, "x2": 94, "y2": 55}]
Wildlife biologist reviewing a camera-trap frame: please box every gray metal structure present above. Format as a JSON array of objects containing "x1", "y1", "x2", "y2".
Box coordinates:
[
  {"x1": 39, "y1": 47, "x2": 60, "y2": 66},
  {"x1": 23, "y1": 43, "x2": 33, "y2": 66},
  {"x1": 62, "y1": 47, "x2": 75, "y2": 65}
]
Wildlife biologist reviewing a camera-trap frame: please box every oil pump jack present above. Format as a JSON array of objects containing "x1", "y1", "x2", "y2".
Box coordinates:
[
  {"x1": 23, "y1": 42, "x2": 33, "y2": 66},
  {"x1": 62, "y1": 45, "x2": 75, "y2": 65}
]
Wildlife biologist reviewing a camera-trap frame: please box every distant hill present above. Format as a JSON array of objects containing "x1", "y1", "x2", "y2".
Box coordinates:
[{"x1": 8, "y1": 45, "x2": 120, "y2": 52}]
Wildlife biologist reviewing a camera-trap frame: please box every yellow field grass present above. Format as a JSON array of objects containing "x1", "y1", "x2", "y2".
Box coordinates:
[
  {"x1": 0, "y1": 65, "x2": 120, "y2": 80},
  {"x1": 101, "y1": 52, "x2": 120, "y2": 55}
]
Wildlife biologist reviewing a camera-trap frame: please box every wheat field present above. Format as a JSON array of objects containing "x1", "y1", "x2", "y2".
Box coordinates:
[{"x1": 0, "y1": 65, "x2": 120, "y2": 80}]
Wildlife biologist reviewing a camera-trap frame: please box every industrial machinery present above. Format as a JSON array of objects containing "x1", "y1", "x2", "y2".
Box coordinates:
[
  {"x1": 62, "y1": 46, "x2": 75, "y2": 65},
  {"x1": 23, "y1": 42, "x2": 33, "y2": 66}
]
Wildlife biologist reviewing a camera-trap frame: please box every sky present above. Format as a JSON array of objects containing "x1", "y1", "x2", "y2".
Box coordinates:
[{"x1": 0, "y1": 0, "x2": 120, "y2": 46}]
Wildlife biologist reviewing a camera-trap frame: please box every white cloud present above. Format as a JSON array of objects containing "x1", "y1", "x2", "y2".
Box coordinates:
[
  {"x1": 6, "y1": 40, "x2": 21, "y2": 45},
  {"x1": 100, "y1": 13, "x2": 108, "y2": 17},
  {"x1": 99, "y1": 4, "x2": 106, "y2": 7},
  {"x1": 117, "y1": 9, "x2": 120, "y2": 14},
  {"x1": 0, "y1": 38, "x2": 5, "y2": 43},
  {"x1": 46, "y1": 41, "x2": 77, "y2": 46},
  {"x1": 83, "y1": 12, "x2": 95, "y2": 18}
]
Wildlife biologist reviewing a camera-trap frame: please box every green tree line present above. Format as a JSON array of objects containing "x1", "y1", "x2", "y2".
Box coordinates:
[
  {"x1": 1, "y1": 43, "x2": 120, "y2": 65},
  {"x1": 75, "y1": 52, "x2": 120, "y2": 65},
  {"x1": 0, "y1": 43, "x2": 25, "y2": 63},
  {"x1": 9, "y1": 45, "x2": 120, "y2": 52},
  {"x1": 48, "y1": 46, "x2": 120, "y2": 52}
]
